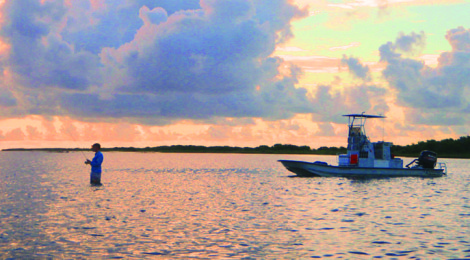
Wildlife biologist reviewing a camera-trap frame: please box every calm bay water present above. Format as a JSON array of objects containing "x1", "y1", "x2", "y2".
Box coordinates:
[{"x1": 0, "y1": 151, "x2": 469, "y2": 259}]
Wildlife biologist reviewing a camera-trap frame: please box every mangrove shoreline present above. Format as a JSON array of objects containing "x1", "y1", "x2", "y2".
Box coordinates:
[{"x1": 3, "y1": 136, "x2": 470, "y2": 158}]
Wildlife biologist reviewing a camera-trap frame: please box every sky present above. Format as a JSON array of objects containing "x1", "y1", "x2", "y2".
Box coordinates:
[{"x1": 0, "y1": 0, "x2": 469, "y2": 149}]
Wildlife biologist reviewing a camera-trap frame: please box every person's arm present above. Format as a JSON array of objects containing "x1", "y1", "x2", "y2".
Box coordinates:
[{"x1": 90, "y1": 153, "x2": 103, "y2": 166}]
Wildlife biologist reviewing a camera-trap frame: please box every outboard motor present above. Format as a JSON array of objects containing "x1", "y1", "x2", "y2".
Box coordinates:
[{"x1": 417, "y1": 150, "x2": 437, "y2": 169}]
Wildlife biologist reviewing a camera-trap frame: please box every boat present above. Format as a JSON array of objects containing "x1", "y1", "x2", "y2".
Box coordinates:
[{"x1": 278, "y1": 113, "x2": 447, "y2": 178}]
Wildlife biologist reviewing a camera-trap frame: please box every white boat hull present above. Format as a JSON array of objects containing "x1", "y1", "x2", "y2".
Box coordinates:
[{"x1": 278, "y1": 160, "x2": 445, "y2": 178}]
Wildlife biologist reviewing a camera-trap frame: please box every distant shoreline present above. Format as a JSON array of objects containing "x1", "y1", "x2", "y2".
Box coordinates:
[
  {"x1": 1, "y1": 145, "x2": 346, "y2": 156},
  {"x1": 3, "y1": 138, "x2": 470, "y2": 159}
]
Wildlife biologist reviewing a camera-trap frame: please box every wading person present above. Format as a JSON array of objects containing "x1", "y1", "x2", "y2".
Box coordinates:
[{"x1": 85, "y1": 143, "x2": 104, "y2": 185}]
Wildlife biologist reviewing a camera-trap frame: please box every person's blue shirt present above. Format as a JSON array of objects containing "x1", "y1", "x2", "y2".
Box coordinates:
[{"x1": 90, "y1": 151, "x2": 104, "y2": 174}]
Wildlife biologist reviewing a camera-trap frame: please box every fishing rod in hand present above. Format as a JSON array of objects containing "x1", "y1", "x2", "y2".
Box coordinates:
[{"x1": 63, "y1": 126, "x2": 89, "y2": 161}]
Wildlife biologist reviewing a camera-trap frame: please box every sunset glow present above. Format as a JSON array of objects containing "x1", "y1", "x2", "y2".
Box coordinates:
[{"x1": 0, "y1": 0, "x2": 469, "y2": 149}]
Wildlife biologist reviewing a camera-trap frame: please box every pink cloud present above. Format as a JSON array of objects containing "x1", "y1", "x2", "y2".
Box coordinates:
[
  {"x1": 3, "y1": 128, "x2": 25, "y2": 141},
  {"x1": 278, "y1": 55, "x2": 341, "y2": 73}
]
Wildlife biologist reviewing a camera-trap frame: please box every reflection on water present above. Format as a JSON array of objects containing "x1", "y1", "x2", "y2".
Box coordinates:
[{"x1": 0, "y1": 152, "x2": 469, "y2": 259}]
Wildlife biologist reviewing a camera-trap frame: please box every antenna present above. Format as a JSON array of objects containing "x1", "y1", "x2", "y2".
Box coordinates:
[{"x1": 381, "y1": 114, "x2": 385, "y2": 142}]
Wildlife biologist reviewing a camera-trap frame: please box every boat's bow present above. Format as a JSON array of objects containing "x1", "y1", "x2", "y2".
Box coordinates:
[{"x1": 278, "y1": 160, "x2": 326, "y2": 177}]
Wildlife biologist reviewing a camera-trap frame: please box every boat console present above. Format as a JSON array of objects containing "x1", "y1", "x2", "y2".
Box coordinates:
[{"x1": 339, "y1": 114, "x2": 404, "y2": 168}]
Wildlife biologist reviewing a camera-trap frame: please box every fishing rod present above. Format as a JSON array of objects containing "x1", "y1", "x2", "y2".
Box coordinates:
[
  {"x1": 63, "y1": 125, "x2": 89, "y2": 161},
  {"x1": 55, "y1": 105, "x2": 90, "y2": 161}
]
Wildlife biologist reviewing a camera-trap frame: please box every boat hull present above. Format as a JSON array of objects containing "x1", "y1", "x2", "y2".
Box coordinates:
[{"x1": 278, "y1": 160, "x2": 444, "y2": 178}]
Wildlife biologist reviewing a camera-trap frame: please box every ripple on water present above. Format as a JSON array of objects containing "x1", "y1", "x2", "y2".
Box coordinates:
[{"x1": 0, "y1": 153, "x2": 468, "y2": 259}]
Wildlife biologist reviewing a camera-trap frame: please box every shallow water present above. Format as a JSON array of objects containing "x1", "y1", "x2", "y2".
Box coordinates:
[{"x1": 0, "y1": 151, "x2": 469, "y2": 259}]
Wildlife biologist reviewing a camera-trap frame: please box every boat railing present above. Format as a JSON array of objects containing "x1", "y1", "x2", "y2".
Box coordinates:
[{"x1": 438, "y1": 162, "x2": 447, "y2": 174}]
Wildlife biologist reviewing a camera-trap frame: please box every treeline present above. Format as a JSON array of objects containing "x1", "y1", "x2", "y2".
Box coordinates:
[
  {"x1": 392, "y1": 136, "x2": 470, "y2": 158},
  {"x1": 100, "y1": 144, "x2": 346, "y2": 155},
  {"x1": 3, "y1": 144, "x2": 346, "y2": 155},
  {"x1": 3, "y1": 136, "x2": 470, "y2": 158}
]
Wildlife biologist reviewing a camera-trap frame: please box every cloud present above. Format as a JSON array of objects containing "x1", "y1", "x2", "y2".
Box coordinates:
[
  {"x1": 380, "y1": 28, "x2": 470, "y2": 125},
  {"x1": 329, "y1": 42, "x2": 360, "y2": 51},
  {"x1": 306, "y1": 55, "x2": 388, "y2": 123},
  {"x1": 0, "y1": 0, "x2": 312, "y2": 123},
  {"x1": 276, "y1": 46, "x2": 308, "y2": 52},
  {"x1": 26, "y1": 125, "x2": 42, "y2": 140},
  {"x1": 315, "y1": 122, "x2": 336, "y2": 136},
  {"x1": 3, "y1": 128, "x2": 26, "y2": 141},
  {"x1": 61, "y1": 63, "x2": 312, "y2": 122},
  {"x1": 341, "y1": 55, "x2": 371, "y2": 80},
  {"x1": 0, "y1": 0, "x2": 101, "y2": 91},
  {"x1": 278, "y1": 55, "x2": 341, "y2": 73},
  {"x1": 0, "y1": 89, "x2": 16, "y2": 107},
  {"x1": 61, "y1": 0, "x2": 200, "y2": 54},
  {"x1": 307, "y1": 80, "x2": 389, "y2": 126}
]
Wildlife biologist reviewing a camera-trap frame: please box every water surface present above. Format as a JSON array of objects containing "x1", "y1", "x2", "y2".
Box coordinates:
[{"x1": 0, "y1": 152, "x2": 469, "y2": 259}]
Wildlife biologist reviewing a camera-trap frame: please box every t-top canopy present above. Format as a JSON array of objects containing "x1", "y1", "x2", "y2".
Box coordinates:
[{"x1": 342, "y1": 114, "x2": 386, "y2": 119}]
